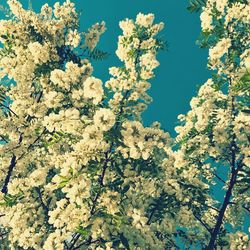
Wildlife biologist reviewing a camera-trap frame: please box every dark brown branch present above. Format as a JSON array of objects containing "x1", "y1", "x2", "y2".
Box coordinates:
[
  {"x1": 193, "y1": 213, "x2": 212, "y2": 234},
  {"x1": 0, "y1": 135, "x2": 8, "y2": 143},
  {"x1": 64, "y1": 240, "x2": 69, "y2": 249},
  {"x1": 28, "y1": 129, "x2": 47, "y2": 150},
  {"x1": 229, "y1": 202, "x2": 250, "y2": 213},
  {"x1": 213, "y1": 173, "x2": 226, "y2": 184},
  {"x1": 18, "y1": 128, "x2": 47, "y2": 161},
  {"x1": 206, "y1": 169, "x2": 238, "y2": 249},
  {"x1": 68, "y1": 97, "x2": 126, "y2": 249},
  {"x1": 200, "y1": 203, "x2": 219, "y2": 213},
  {"x1": 1, "y1": 129, "x2": 46, "y2": 194},
  {"x1": 68, "y1": 234, "x2": 81, "y2": 250},
  {"x1": 36, "y1": 91, "x2": 43, "y2": 102},
  {"x1": 147, "y1": 207, "x2": 157, "y2": 225},
  {"x1": 68, "y1": 43, "x2": 143, "y2": 250},
  {"x1": 68, "y1": 90, "x2": 133, "y2": 250},
  {"x1": 68, "y1": 152, "x2": 109, "y2": 250},
  {"x1": 206, "y1": 94, "x2": 242, "y2": 249},
  {"x1": 35, "y1": 187, "x2": 49, "y2": 214},
  {"x1": 72, "y1": 239, "x2": 101, "y2": 250},
  {"x1": 0, "y1": 231, "x2": 8, "y2": 238},
  {"x1": 1, "y1": 155, "x2": 17, "y2": 194},
  {"x1": 189, "y1": 199, "x2": 220, "y2": 213},
  {"x1": 90, "y1": 152, "x2": 109, "y2": 215},
  {"x1": 0, "y1": 103, "x2": 18, "y2": 117}
]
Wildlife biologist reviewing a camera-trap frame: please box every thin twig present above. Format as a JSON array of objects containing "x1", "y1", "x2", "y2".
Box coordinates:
[
  {"x1": 0, "y1": 103, "x2": 18, "y2": 117},
  {"x1": 229, "y1": 202, "x2": 250, "y2": 213},
  {"x1": 147, "y1": 209, "x2": 156, "y2": 225},
  {"x1": 195, "y1": 200, "x2": 220, "y2": 213},
  {"x1": 35, "y1": 188, "x2": 49, "y2": 214},
  {"x1": 1, "y1": 129, "x2": 46, "y2": 194},
  {"x1": 1, "y1": 155, "x2": 17, "y2": 194},
  {"x1": 72, "y1": 239, "x2": 101, "y2": 250},
  {"x1": 213, "y1": 172, "x2": 226, "y2": 184},
  {"x1": 0, "y1": 231, "x2": 8, "y2": 238},
  {"x1": 18, "y1": 128, "x2": 47, "y2": 161},
  {"x1": 0, "y1": 135, "x2": 8, "y2": 143},
  {"x1": 193, "y1": 213, "x2": 212, "y2": 234}
]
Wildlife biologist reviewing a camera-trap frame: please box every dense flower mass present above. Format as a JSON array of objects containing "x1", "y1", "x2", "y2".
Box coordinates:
[
  {"x1": 0, "y1": 1, "x2": 181, "y2": 249},
  {"x1": 0, "y1": 0, "x2": 249, "y2": 249},
  {"x1": 174, "y1": 0, "x2": 250, "y2": 248}
]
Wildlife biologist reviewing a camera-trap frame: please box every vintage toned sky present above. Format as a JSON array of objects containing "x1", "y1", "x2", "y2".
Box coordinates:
[{"x1": 0, "y1": 0, "x2": 210, "y2": 135}]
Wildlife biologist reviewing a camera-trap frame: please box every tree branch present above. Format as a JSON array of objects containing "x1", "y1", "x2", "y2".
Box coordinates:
[
  {"x1": 206, "y1": 94, "x2": 242, "y2": 249},
  {"x1": 1, "y1": 129, "x2": 46, "y2": 194},
  {"x1": 68, "y1": 42, "x2": 143, "y2": 250},
  {"x1": 229, "y1": 202, "x2": 250, "y2": 213},
  {"x1": 0, "y1": 135, "x2": 8, "y2": 143},
  {"x1": 18, "y1": 128, "x2": 47, "y2": 161},
  {"x1": 68, "y1": 234, "x2": 81, "y2": 250},
  {"x1": 35, "y1": 187, "x2": 49, "y2": 215},
  {"x1": 0, "y1": 231, "x2": 8, "y2": 238},
  {"x1": 199, "y1": 202, "x2": 219, "y2": 213},
  {"x1": 213, "y1": 172, "x2": 226, "y2": 184},
  {"x1": 1, "y1": 155, "x2": 17, "y2": 194},
  {"x1": 71, "y1": 239, "x2": 101, "y2": 250},
  {"x1": 68, "y1": 151, "x2": 110, "y2": 250},
  {"x1": 193, "y1": 213, "x2": 212, "y2": 234},
  {"x1": 0, "y1": 103, "x2": 18, "y2": 117},
  {"x1": 68, "y1": 85, "x2": 134, "y2": 250},
  {"x1": 90, "y1": 152, "x2": 109, "y2": 215},
  {"x1": 147, "y1": 209, "x2": 156, "y2": 225},
  {"x1": 206, "y1": 169, "x2": 239, "y2": 248}
]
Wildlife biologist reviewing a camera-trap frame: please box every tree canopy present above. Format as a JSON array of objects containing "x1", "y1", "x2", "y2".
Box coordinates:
[{"x1": 0, "y1": 0, "x2": 249, "y2": 249}]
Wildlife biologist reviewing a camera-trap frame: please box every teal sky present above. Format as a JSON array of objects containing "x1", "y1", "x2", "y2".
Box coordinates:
[
  {"x1": 75, "y1": 0, "x2": 211, "y2": 136},
  {"x1": 0, "y1": 0, "x2": 210, "y2": 136}
]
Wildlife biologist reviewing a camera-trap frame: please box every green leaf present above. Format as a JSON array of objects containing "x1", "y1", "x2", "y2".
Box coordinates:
[
  {"x1": 57, "y1": 175, "x2": 71, "y2": 188},
  {"x1": 76, "y1": 225, "x2": 91, "y2": 236},
  {"x1": 0, "y1": 35, "x2": 8, "y2": 40},
  {"x1": 28, "y1": 0, "x2": 33, "y2": 10},
  {"x1": 45, "y1": 131, "x2": 67, "y2": 147},
  {"x1": 2, "y1": 193, "x2": 23, "y2": 207},
  {"x1": 83, "y1": 47, "x2": 109, "y2": 61},
  {"x1": 58, "y1": 180, "x2": 69, "y2": 188},
  {"x1": 187, "y1": 0, "x2": 207, "y2": 13},
  {"x1": 233, "y1": 70, "x2": 250, "y2": 93}
]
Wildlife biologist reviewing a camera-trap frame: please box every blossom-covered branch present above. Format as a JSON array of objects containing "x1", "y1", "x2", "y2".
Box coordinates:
[
  {"x1": 175, "y1": 0, "x2": 250, "y2": 248},
  {"x1": 0, "y1": 1, "x2": 176, "y2": 249}
]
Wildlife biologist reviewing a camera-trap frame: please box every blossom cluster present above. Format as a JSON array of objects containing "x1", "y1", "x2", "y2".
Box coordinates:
[
  {"x1": 0, "y1": 0, "x2": 249, "y2": 249},
  {"x1": 173, "y1": 0, "x2": 250, "y2": 247},
  {"x1": 0, "y1": 1, "x2": 177, "y2": 249},
  {"x1": 106, "y1": 13, "x2": 164, "y2": 118}
]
